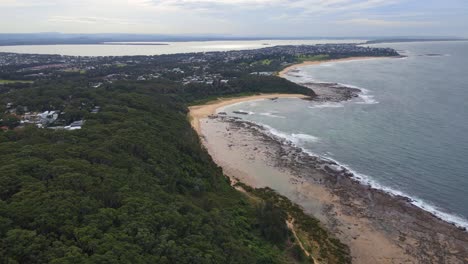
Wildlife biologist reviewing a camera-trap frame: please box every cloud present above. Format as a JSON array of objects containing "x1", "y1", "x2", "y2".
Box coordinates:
[
  {"x1": 47, "y1": 16, "x2": 139, "y2": 25},
  {"x1": 0, "y1": 0, "x2": 465, "y2": 36},
  {"x1": 335, "y1": 18, "x2": 436, "y2": 27},
  {"x1": 133, "y1": 0, "x2": 400, "y2": 14},
  {"x1": 0, "y1": 0, "x2": 58, "y2": 7}
]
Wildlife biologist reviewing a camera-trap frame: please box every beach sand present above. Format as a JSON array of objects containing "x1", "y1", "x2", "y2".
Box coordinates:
[
  {"x1": 188, "y1": 58, "x2": 468, "y2": 263},
  {"x1": 198, "y1": 115, "x2": 468, "y2": 263},
  {"x1": 188, "y1": 93, "x2": 308, "y2": 134},
  {"x1": 278, "y1": 57, "x2": 384, "y2": 78},
  {"x1": 201, "y1": 118, "x2": 413, "y2": 263}
]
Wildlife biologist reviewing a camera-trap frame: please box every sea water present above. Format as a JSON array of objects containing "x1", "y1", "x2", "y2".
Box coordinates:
[{"x1": 223, "y1": 41, "x2": 468, "y2": 229}]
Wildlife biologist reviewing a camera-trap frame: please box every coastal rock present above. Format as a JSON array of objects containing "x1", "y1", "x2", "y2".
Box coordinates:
[
  {"x1": 301, "y1": 81, "x2": 362, "y2": 102},
  {"x1": 233, "y1": 110, "x2": 249, "y2": 115},
  {"x1": 205, "y1": 116, "x2": 468, "y2": 263},
  {"x1": 324, "y1": 164, "x2": 344, "y2": 174}
]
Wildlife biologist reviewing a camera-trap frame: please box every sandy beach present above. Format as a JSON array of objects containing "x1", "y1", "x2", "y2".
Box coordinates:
[
  {"x1": 196, "y1": 114, "x2": 468, "y2": 263},
  {"x1": 188, "y1": 58, "x2": 468, "y2": 263},
  {"x1": 188, "y1": 93, "x2": 309, "y2": 134},
  {"x1": 278, "y1": 57, "x2": 387, "y2": 78}
]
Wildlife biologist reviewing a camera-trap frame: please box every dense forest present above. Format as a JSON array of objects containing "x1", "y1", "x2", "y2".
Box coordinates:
[
  {"x1": 0, "y1": 73, "x2": 349, "y2": 263},
  {"x1": 0, "y1": 44, "x2": 399, "y2": 263}
]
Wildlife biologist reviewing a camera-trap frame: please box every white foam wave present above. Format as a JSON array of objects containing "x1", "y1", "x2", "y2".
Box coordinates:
[
  {"x1": 309, "y1": 102, "x2": 344, "y2": 109},
  {"x1": 291, "y1": 133, "x2": 320, "y2": 143},
  {"x1": 259, "y1": 112, "x2": 286, "y2": 118},
  {"x1": 237, "y1": 109, "x2": 255, "y2": 115},
  {"x1": 253, "y1": 121, "x2": 468, "y2": 231},
  {"x1": 410, "y1": 199, "x2": 468, "y2": 230},
  {"x1": 349, "y1": 169, "x2": 468, "y2": 230},
  {"x1": 258, "y1": 124, "x2": 320, "y2": 145},
  {"x1": 305, "y1": 151, "x2": 468, "y2": 231},
  {"x1": 356, "y1": 88, "x2": 379, "y2": 104},
  {"x1": 279, "y1": 61, "x2": 468, "y2": 229},
  {"x1": 337, "y1": 82, "x2": 361, "y2": 89},
  {"x1": 329, "y1": 83, "x2": 379, "y2": 105}
]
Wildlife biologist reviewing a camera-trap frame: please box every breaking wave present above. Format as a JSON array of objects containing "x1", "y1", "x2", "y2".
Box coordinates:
[
  {"x1": 259, "y1": 112, "x2": 286, "y2": 118},
  {"x1": 356, "y1": 88, "x2": 379, "y2": 104},
  {"x1": 309, "y1": 102, "x2": 344, "y2": 108},
  {"x1": 245, "y1": 111, "x2": 468, "y2": 231}
]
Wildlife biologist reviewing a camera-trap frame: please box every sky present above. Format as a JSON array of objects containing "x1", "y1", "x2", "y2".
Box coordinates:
[{"x1": 0, "y1": 0, "x2": 467, "y2": 37}]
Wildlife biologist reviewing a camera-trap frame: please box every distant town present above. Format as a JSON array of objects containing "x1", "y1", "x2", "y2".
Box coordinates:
[{"x1": 0, "y1": 44, "x2": 398, "y2": 131}]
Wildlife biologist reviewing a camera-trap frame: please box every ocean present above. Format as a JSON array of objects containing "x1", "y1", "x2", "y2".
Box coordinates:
[{"x1": 222, "y1": 41, "x2": 468, "y2": 229}]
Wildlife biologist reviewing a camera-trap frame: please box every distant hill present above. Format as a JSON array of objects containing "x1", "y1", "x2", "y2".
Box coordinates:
[
  {"x1": 0, "y1": 33, "x2": 362, "y2": 46},
  {"x1": 0, "y1": 33, "x2": 465, "y2": 46}
]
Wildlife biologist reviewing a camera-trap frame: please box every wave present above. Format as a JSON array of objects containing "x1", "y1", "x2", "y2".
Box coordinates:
[
  {"x1": 259, "y1": 112, "x2": 286, "y2": 118},
  {"x1": 356, "y1": 88, "x2": 379, "y2": 104},
  {"x1": 286, "y1": 70, "x2": 380, "y2": 106},
  {"x1": 291, "y1": 133, "x2": 320, "y2": 143},
  {"x1": 308, "y1": 102, "x2": 344, "y2": 108},
  {"x1": 237, "y1": 109, "x2": 255, "y2": 115},
  {"x1": 277, "y1": 54, "x2": 468, "y2": 230},
  {"x1": 334, "y1": 83, "x2": 379, "y2": 105},
  {"x1": 347, "y1": 167, "x2": 468, "y2": 230},
  {"x1": 248, "y1": 120, "x2": 468, "y2": 230},
  {"x1": 333, "y1": 82, "x2": 379, "y2": 105},
  {"x1": 257, "y1": 124, "x2": 320, "y2": 145}
]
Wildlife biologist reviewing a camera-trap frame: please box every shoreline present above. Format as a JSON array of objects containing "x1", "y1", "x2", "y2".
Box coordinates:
[
  {"x1": 198, "y1": 115, "x2": 468, "y2": 263},
  {"x1": 278, "y1": 56, "x2": 468, "y2": 230},
  {"x1": 188, "y1": 93, "x2": 309, "y2": 134},
  {"x1": 278, "y1": 56, "x2": 390, "y2": 78},
  {"x1": 189, "y1": 56, "x2": 468, "y2": 263}
]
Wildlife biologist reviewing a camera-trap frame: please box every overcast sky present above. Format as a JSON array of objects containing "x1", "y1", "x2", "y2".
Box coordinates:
[{"x1": 1, "y1": 0, "x2": 467, "y2": 37}]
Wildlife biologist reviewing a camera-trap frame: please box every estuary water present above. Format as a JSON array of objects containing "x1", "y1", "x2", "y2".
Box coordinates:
[
  {"x1": 223, "y1": 41, "x2": 468, "y2": 229},
  {"x1": 0, "y1": 39, "x2": 362, "y2": 56}
]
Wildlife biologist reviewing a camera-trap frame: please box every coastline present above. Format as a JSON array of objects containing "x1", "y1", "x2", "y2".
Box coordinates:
[
  {"x1": 278, "y1": 56, "x2": 388, "y2": 78},
  {"x1": 188, "y1": 93, "x2": 309, "y2": 134},
  {"x1": 189, "y1": 57, "x2": 468, "y2": 263},
  {"x1": 197, "y1": 114, "x2": 468, "y2": 263}
]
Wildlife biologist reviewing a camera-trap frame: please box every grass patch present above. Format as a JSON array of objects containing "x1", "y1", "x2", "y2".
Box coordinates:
[
  {"x1": 296, "y1": 54, "x2": 330, "y2": 63},
  {"x1": 260, "y1": 59, "x2": 272, "y2": 65}
]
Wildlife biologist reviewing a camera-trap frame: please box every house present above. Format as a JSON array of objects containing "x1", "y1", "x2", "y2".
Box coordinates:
[
  {"x1": 64, "y1": 120, "x2": 84, "y2": 130},
  {"x1": 91, "y1": 106, "x2": 101, "y2": 114},
  {"x1": 91, "y1": 82, "x2": 102, "y2": 88},
  {"x1": 38, "y1": 111, "x2": 59, "y2": 125}
]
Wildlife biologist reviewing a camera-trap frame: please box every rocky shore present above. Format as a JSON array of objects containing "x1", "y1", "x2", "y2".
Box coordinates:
[
  {"x1": 296, "y1": 80, "x2": 361, "y2": 102},
  {"x1": 192, "y1": 56, "x2": 468, "y2": 263},
  {"x1": 202, "y1": 115, "x2": 468, "y2": 263}
]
